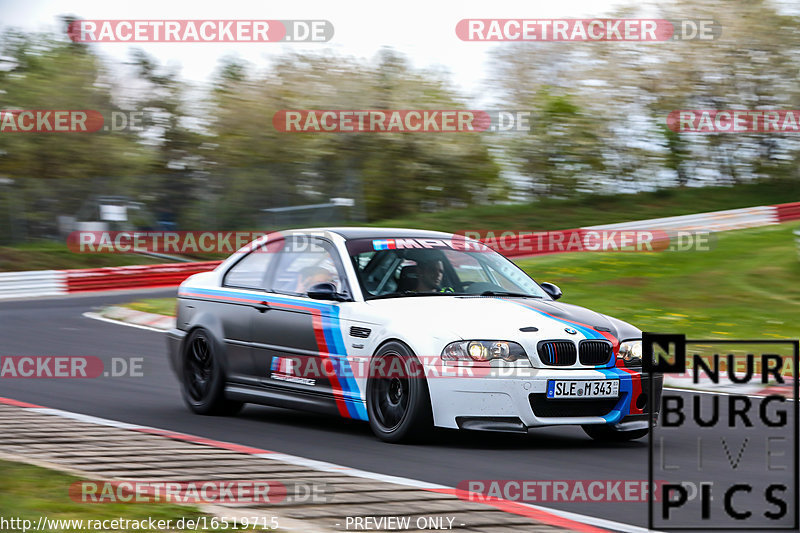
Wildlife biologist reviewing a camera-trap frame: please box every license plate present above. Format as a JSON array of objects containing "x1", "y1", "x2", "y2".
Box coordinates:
[{"x1": 546, "y1": 379, "x2": 619, "y2": 399}]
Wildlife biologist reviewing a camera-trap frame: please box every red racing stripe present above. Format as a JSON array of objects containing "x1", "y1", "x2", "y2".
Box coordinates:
[
  {"x1": 616, "y1": 366, "x2": 644, "y2": 414},
  {"x1": 309, "y1": 309, "x2": 351, "y2": 418}
]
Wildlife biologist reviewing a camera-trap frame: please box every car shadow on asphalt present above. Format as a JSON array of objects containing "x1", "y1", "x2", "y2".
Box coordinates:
[{"x1": 237, "y1": 405, "x2": 647, "y2": 451}]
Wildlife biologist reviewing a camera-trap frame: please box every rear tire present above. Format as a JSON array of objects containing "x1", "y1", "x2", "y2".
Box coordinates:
[
  {"x1": 181, "y1": 328, "x2": 243, "y2": 416},
  {"x1": 366, "y1": 342, "x2": 433, "y2": 443},
  {"x1": 582, "y1": 424, "x2": 648, "y2": 442}
]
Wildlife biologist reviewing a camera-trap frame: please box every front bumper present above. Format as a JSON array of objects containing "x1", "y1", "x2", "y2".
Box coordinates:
[{"x1": 428, "y1": 366, "x2": 662, "y2": 432}]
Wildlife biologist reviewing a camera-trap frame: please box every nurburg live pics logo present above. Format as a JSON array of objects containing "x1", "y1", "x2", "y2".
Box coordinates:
[{"x1": 644, "y1": 333, "x2": 799, "y2": 530}]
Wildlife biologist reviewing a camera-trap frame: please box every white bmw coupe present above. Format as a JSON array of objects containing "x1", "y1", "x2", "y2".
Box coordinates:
[{"x1": 167, "y1": 228, "x2": 661, "y2": 443}]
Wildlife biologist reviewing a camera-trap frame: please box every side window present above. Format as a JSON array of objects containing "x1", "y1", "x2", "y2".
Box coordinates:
[
  {"x1": 270, "y1": 239, "x2": 347, "y2": 296},
  {"x1": 223, "y1": 245, "x2": 276, "y2": 290},
  {"x1": 358, "y1": 251, "x2": 400, "y2": 294}
]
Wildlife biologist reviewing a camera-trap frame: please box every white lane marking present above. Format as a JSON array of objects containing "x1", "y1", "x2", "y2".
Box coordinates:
[
  {"x1": 263, "y1": 452, "x2": 444, "y2": 489},
  {"x1": 264, "y1": 451, "x2": 658, "y2": 532},
  {"x1": 82, "y1": 312, "x2": 167, "y2": 333},
  {"x1": 28, "y1": 407, "x2": 144, "y2": 430},
  {"x1": 520, "y1": 505, "x2": 656, "y2": 533},
  {"x1": 11, "y1": 402, "x2": 654, "y2": 533}
]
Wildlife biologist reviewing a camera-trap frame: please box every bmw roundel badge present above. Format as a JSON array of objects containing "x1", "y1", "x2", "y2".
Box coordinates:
[{"x1": 564, "y1": 327, "x2": 578, "y2": 335}]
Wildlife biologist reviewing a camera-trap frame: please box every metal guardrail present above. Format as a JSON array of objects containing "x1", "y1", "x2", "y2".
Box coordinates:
[
  {"x1": 495, "y1": 205, "x2": 790, "y2": 258},
  {"x1": 63, "y1": 261, "x2": 221, "y2": 292},
  {"x1": 135, "y1": 251, "x2": 196, "y2": 263},
  {"x1": 0, "y1": 262, "x2": 220, "y2": 299},
  {"x1": 584, "y1": 206, "x2": 779, "y2": 233},
  {"x1": 777, "y1": 202, "x2": 800, "y2": 222},
  {"x1": 1, "y1": 202, "x2": 799, "y2": 297},
  {"x1": 0, "y1": 270, "x2": 66, "y2": 300}
]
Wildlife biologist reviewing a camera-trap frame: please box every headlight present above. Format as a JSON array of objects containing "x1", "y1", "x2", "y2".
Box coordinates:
[
  {"x1": 442, "y1": 340, "x2": 527, "y2": 363},
  {"x1": 618, "y1": 340, "x2": 643, "y2": 367}
]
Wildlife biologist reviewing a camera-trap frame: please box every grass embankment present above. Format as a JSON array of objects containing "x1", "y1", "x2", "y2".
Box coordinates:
[
  {"x1": 0, "y1": 459, "x2": 245, "y2": 532},
  {"x1": 2, "y1": 179, "x2": 798, "y2": 272},
  {"x1": 125, "y1": 298, "x2": 177, "y2": 316},
  {"x1": 0, "y1": 242, "x2": 164, "y2": 272},
  {"x1": 374, "y1": 179, "x2": 800, "y2": 232}
]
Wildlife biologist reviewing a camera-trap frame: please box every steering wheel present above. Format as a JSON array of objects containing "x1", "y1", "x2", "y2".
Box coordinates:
[{"x1": 462, "y1": 281, "x2": 506, "y2": 294}]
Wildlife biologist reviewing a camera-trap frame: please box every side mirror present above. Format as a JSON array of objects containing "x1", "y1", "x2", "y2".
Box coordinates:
[
  {"x1": 539, "y1": 282, "x2": 562, "y2": 300},
  {"x1": 307, "y1": 282, "x2": 347, "y2": 302}
]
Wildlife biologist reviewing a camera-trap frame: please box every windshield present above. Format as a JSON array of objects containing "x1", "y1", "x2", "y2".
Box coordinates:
[{"x1": 346, "y1": 237, "x2": 549, "y2": 300}]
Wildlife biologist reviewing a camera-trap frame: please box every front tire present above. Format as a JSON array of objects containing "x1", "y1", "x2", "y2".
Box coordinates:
[
  {"x1": 181, "y1": 328, "x2": 243, "y2": 416},
  {"x1": 582, "y1": 424, "x2": 648, "y2": 442},
  {"x1": 366, "y1": 342, "x2": 433, "y2": 443}
]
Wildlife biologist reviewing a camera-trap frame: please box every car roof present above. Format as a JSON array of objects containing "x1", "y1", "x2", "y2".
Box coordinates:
[{"x1": 288, "y1": 227, "x2": 457, "y2": 241}]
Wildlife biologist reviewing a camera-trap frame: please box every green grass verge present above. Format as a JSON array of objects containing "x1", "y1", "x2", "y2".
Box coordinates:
[
  {"x1": 0, "y1": 459, "x2": 249, "y2": 532},
  {"x1": 373, "y1": 179, "x2": 800, "y2": 232},
  {"x1": 2, "y1": 179, "x2": 798, "y2": 272},
  {"x1": 0, "y1": 242, "x2": 165, "y2": 272},
  {"x1": 124, "y1": 298, "x2": 177, "y2": 316}
]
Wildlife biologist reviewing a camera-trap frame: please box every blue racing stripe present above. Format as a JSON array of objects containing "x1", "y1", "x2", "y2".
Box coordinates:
[
  {"x1": 595, "y1": 367, "x2": 633, "y2": 423},
  {"x1": 506, "y1": 300, "x2": 603, "y2": 340},
  {"x1": 320, "y1": 310, "x2": 368, "y2": 420}
]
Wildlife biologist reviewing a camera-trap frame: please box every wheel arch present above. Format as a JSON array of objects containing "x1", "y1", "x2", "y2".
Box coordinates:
[{"x1": 371, "y1": 337, "x2": 433, "y2": 397}]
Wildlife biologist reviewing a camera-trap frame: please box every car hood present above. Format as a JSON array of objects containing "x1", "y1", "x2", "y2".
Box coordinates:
[{"x1": 365, "y1": 296, "x2": 641, "y2": 345}]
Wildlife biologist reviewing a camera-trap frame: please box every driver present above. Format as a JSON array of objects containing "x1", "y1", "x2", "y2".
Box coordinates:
[
  {"x1": 415, "y1": 259, "x2": 444, "y2": 292},
  {"x1": 296, "y1": 266, "x2": 334, "y2": 293}
]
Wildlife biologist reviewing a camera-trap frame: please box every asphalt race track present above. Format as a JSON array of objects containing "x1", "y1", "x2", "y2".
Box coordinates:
[{"x1": 1, "y1": 290, "x2": 795, "y2": 531}]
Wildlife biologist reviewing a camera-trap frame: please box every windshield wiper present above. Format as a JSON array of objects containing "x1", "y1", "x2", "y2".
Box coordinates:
[{"x1": 480, "y1": 290, "x2": 542, "y2": 298}]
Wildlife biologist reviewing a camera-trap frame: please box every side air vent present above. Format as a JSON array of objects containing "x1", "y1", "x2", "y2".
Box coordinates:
[{"x1": 350, "y1": 326, "x2": 371, "y2": 338}]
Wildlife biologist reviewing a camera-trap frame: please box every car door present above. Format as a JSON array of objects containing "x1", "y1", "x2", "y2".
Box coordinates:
[
  {"x1": 216, "y1": 241, "x2": 280, "y2": 383},
  {"x1": 251, "y1": 236, "x2": 366, "y2": 418}
]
